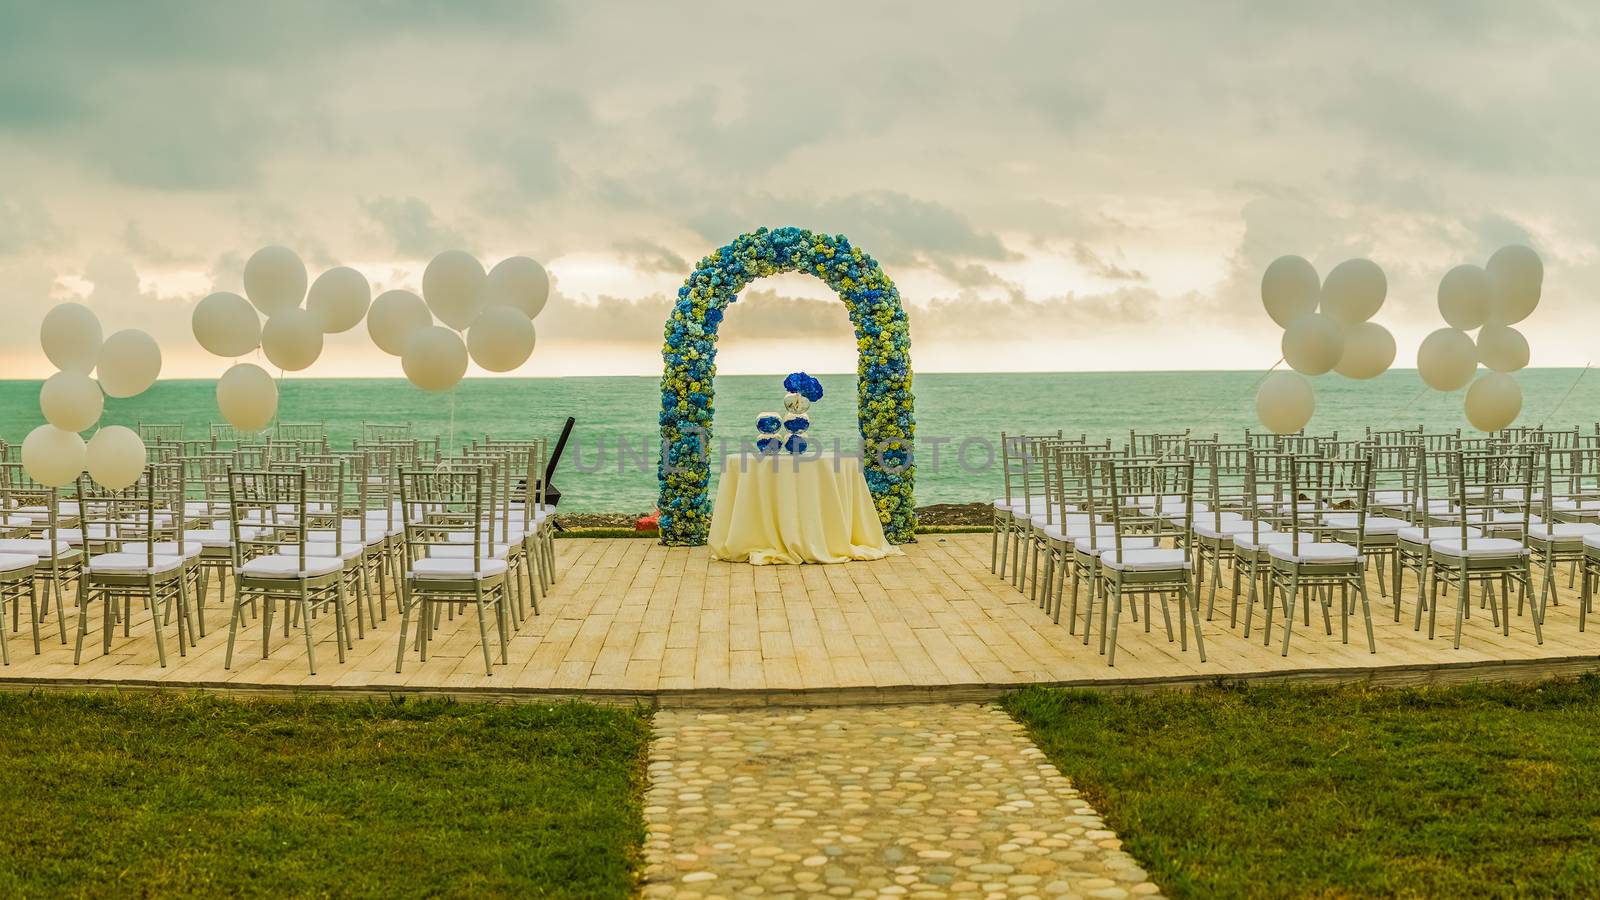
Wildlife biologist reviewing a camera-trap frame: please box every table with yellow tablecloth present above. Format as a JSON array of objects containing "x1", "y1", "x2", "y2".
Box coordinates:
[{"x1": 708, "y1": 453, "x2": 899, "y2": 565}]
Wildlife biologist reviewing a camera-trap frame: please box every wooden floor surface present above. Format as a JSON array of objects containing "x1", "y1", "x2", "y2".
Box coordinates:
[{"x1": 1, "y1": 533, "x2": 1596, "y2": 705}]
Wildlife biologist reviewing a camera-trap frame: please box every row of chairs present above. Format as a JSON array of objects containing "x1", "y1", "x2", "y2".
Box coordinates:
[
  {"x1": 0, "y1": 428, "x2": 558, "y2": 677},
  {"x1": 992, "y1": 427, "x2": 1600, "y2": 666}
]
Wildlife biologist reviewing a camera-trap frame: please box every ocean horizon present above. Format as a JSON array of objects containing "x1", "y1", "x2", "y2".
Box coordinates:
[{"x1": 5, "y1": 368, "x2": 1595, "y2": 513}]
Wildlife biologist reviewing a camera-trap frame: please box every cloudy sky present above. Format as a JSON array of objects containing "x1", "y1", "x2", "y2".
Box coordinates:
[{"x1": 2, "y1": 1, "x2": 1596, "y2": 378}]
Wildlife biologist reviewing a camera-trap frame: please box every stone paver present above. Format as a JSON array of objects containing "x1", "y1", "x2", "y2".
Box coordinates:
[{"x1": 642, "y1": 704, "x2": 1163, "y2": 899}]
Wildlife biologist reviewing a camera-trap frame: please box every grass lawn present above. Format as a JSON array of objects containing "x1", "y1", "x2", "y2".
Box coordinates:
[
  {"x1": 0, "y1": 691, "x2": 650, "y2": 898},
  {"x1": 1004, "y1": 677, "x2": 1600, "y2": 899}
]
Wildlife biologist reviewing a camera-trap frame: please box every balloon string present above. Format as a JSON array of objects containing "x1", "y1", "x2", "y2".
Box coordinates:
[
  {"x1": 1540, "y1": 364, "x2": 1591, "y2": 427},
  {"x1": 1374, "y1": 385, "x2": 1430, "y2": 430},
  {"x1": 446, "y1": 386, "x2": 458, "y2": 460}
]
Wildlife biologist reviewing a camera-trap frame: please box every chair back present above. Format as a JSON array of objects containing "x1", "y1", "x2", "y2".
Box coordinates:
[
  {"x1": 399, "y1": 467, "x2": 490, "y2": 571},
  {"x1": 1285, "y1": 454, "x2": 1373, "y2": 557},
  {"x1": 1451, "y1": 449, "x2": 1534, "y2": 547},
  {"x1": 228, "y1": 469, "x2": 312, "y2": 572},
  {"x1": 1102, "y1": 457, "x2": 1193, "y2": 567},
  {"x1": 77, "y1": 470, "x2": 161, "y2": 569}
]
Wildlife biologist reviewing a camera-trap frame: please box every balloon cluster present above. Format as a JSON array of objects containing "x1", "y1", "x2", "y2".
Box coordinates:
[
  {"x1": 1419, "y1": 245, "x2": 1541, "y2": 432},
  {"x1": 198, "y1": 247, "x2": 550, "y2": 434},
  {"x1": 23, "y1": 304, "x2": 162, "y2": 490},
  {"x1": 1256, "y1": 256, "x2": 1396, "y2": 434}
]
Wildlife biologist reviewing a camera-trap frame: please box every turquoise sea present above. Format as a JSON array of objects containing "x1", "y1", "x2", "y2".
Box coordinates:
[{"x1": 3, "y1": 370, "x2": 1597, "y2": 512}]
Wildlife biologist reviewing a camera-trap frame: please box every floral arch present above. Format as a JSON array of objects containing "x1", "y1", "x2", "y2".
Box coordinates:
[{"x1": 658, "y1": 226, "x2": 916, "y2": 546}]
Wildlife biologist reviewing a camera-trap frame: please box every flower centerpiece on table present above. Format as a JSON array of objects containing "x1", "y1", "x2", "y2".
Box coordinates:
[{"x1": 756, "y1": 372, "x2": 823, "y2": 454}]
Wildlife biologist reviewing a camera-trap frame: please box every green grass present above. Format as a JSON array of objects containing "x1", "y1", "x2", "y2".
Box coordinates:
[
  {"x1": 0, "y1": 692, "x2": 651, "y2": 898},
  {"x1": 1004, "y1": 678, "x2": 1600, "y2": 899}
]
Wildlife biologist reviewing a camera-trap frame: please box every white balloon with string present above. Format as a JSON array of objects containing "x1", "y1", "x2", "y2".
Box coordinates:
[
  {"x1": 40, "y1": 371, "x2": 104, "y2": 432},
  {"x1": 1281, "y1": 312, "x2": 1344, "y2": 375},
  {"x1": 306, "y1": 266, "x2": 372, "y2": 334},
  {"x1": 97, "y1": 329, "x2": 162, "y2": 398},
  {"x1": 192, "y1": 291, "x2": 261, "y2": 357},
  {"x1": 85, "y1": 426, "x2": 147, "y2": 491},
  {"x1": 1464, "y1": 372, "x2": 1522, "y2": 433},
  {"x1": 1260, "y1": 255, "x2": 1319, "y2": 328},
  {"x1": 368, "y1": 290, "x2": 432, "y2": 356},
  {"x1": 1416, "y1": 327, "x2": 1477, "y2": 392},
  {"x1": 423, "y1": 250, "x2": 488, "y2": 331},
  {"x1": 487, "y1": 256, "x2": 551, "y2": 319},
  {"x1": 1436, "y1": 264, "x2": 1491, "y2": 331},
  {"x1": 467, "y1": 306, "x2": 536, "y2": 372},
  {"x1": 21, "y1": 424, "x2": 86, "y2": 488},
  {"x1": 216, "y1": 363, "x2": 279, "y2": 433},
  {"x1": 1319, "y1": 258, "x2": 1386, "y2": 325},
  {"x1": 1485, "y1": 244, "x2": 1542, "y2": 326},
  {"x1": 262, "y1": 308, "x2": 324, "y2": 371},
  {"x1": 40, "y1": 302, "x2": 103, "y2": 374},
  {"x1": 1255, "y1": 371, "x2": 1315, "y2": 435},
  {"x1": 243, "y1": 245, "x2": 309, "y2": 315},
  {"x1": 403, "y1": 326, "x2": 468, "y2": 392},
  {"x1": 1333, "y1": 321, "x2": 1395, "y2": 380}
]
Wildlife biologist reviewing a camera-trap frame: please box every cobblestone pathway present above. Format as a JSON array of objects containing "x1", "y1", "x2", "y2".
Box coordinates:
[{"x1": 641, "y1": 705, "x2": 1163, "y2": 899}]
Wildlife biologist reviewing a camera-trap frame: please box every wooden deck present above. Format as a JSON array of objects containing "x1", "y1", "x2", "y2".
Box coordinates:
[{"x1": 2, "y1": 534, "x2": 1597, "y2": 706}]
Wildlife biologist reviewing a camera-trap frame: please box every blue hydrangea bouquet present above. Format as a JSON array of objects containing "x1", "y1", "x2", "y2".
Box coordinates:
[{"x1": 756, "y1": 372, "x2": 823, "y2": 454}]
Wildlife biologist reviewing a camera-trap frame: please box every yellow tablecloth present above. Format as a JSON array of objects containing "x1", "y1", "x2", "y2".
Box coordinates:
[{"x1": 708, "y1": 453, "x2": 899, "y2": 565}]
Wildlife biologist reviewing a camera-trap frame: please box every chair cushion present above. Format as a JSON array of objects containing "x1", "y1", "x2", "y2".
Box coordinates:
[
  {"x1": 1099, "y1": 548, "x2": 1191, "y2": 572},
  {"x1": 150, "y1": 541, "x2": 204, "y2": 561},
  {"x1": 1267, "y1": 542, "x2": 1362, "y2": 564},
  {"x1": 1234, "y1": 532, "x2": 1294, "y2": 552},
  {"x1": 1430, "y1": 537, "x2": 1528, "y2": 558},
  {"x1": 408, "y1": 557, "x2": 509, "y2": 580},
  {"x1": 1194, "y1": 519, "x2": 1255, "y2": 539},
  {"x1": 0, "y1": 538, "x2": 72, "y2": 557},
  {"x1": 1527, "y1": 523, "x2": 1600, "y2": 542},
  {"x1": 1585, "y1": 533, "x2": 1600, "y2": 552},
  {"x1": 1399, "y1": 525, "x2": 1481, "y2": 544},
  {"x1": 0, "y1": 553, "x2": 36, "y2": 574},
  {"x1": 1074, "y1": 534, "x2": 1158, "y2": 554},
  {"x1": 237, "y1": 555, "x2": 344, "y2": 578},
  {"x1": 429, "y1": 543, "x2": 513, "y2": 560},
  {"x1": 1552, "y1": 498, "x2": 1600, "y2": 513},
  {"x1": 278, "y1": 544, "x2": 363, "y2": 563},
  {"x1": 1322, "y1": 514, "x2": 1409, "y2": 534},
  {"x1": 87, "y1": 552, "x2": 183, "y2": 575}
]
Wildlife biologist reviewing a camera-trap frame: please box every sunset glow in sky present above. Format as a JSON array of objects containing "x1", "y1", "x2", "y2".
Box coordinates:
[{"x1": 2, "y1": 2, "x2": 1596, "y2": 378}]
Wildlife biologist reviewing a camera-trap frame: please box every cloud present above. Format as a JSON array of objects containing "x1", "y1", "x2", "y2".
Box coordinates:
[{"x1": 363, "y1": 197, "x2": 469, "y2": 257}]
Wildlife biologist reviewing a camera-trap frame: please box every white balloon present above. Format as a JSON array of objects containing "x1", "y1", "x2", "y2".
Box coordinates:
[
  {"x1": 1485, "y1": 244, "x2": 1542, "y2": 325},
  {"x1": 487, "y1": 256, "x2": 550, "y2": 319},
  {"x1": 216, "y1": 363, "x2": 279, "y2": 433},
  {"x1": 1281, "y1": 312, "x2": 1345, "y2": 376},
  {"x1": 1259, "y1": 255, "x2": 1319, "y2": 328},
  {"x1": 1320, "y1": 258, "x2": 1387, "y2": 324},
  {"x1": 1476, "y1": 324, "x2": 1530, "y2": 373},
  {"x1": 39, "y1": 302, "x2": 103, "y2": 375},
  {"x1": 422, "y1": 250, "x2": 488, "y2": 331},
  {"x1": 367, "y1": 289, "x2": 433, "y2": 356},
  {"x1": 1436, "y1": 264, "x2": 1491, "y2": 331},
  {"x1": 243, "y1": 245, "x2": 308, "y2": 315},
  {"x1": 1255, "y1": 371, "x2": 1315, "y2": 435},
  {"x1": 1464, "y1": 372, "x2": 1523, "y2": 433},
  {"x1": 97, "y1": 329, "x2": 162, "y2": 398},
  {"x1": 85, "y1": 425, "x2": 146, "y2": 491},
  {"x1": 40, "y1": 371, "x2": 104, "y2": 433},
  {"x1": 191, "y1": 291, "x2": 261, "y2": 358},
  {"x1": 467, "y1": 306, "x2": 536, "y2": 372},
  {"x1": 21, "y1": 425, "x2": 86, "y2": 488},
  {"x1": 306, "y1": 266, "x2": 371, "y2": 334},
  {"x1": 1333, "y1": 321, "x2": 1396, "y2": 380},
  {"x1": 402, "y1": 325, "x2": 468, "y2": 392},
  {"x1": 261, "y1": 308, "x2": 324, "y2": 371},
  {"x1": 1416, "y1": 327, "x2": 1478, "y2": 392}
]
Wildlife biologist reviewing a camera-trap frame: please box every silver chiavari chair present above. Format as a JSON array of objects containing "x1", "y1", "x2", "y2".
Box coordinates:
[
  {"x1": 1257, "y1": 453, "x2": 1377, "y2": 656},
  {"x1": 1090, "y1": 457, "x2": 1204, "y2": 667},
  {"x1": 396, "y1": 467, "x2": 512, "y2": 677},
  {"x1": 1422, "y1": 449, "x2": 1538, "y2": 648},
  {"x1": 74, "y1": 469, "x2": 195, "y2": 667},
  {"x1": 224, "y1": 468, "x2": 354, "y2": 675}
]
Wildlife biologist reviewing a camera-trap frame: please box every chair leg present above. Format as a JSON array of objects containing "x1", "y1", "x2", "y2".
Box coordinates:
[
  {"x1": 149, "y1": 576, "x2": 168, "y2": 668},
  {"x1": 1185, "y1": 583, "x2": 1206, "y2": 662},
  {"x1": 1106, "y1": 587, "x2": 1123, "y2": 667},
  {"x1": 300, "y1": 591, "x2": 317, "y2": 675},
  {"x1": 27, "y1": 578, "x2": 41, "y2": 656},
  {"x1": 474, "y1": 585, "x2": 494, "y2": 676},
  {"x1": 394, "y1": 581, "x2": 414, "y2": 674},
  {"x1": 1452, "y1": 565, "x2": 1469, "y2": 650},
  {"x1": 1280, "y1": 574, "x2": 1299, "y2": 657},
  {"x1": 224, "y1": 588, "x2": 247, "y2": 669}
]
